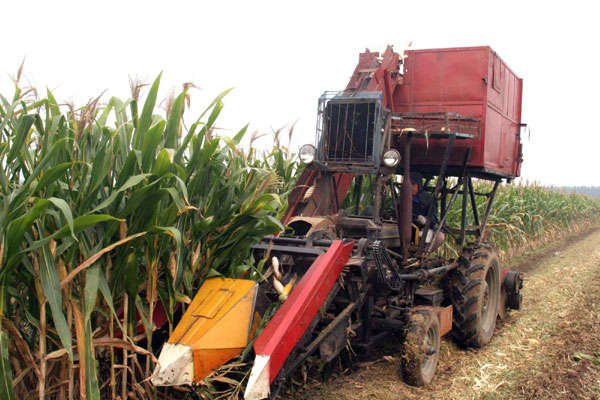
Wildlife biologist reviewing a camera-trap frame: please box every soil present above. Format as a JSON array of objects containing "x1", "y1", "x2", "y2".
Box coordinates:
[{"x1": 293, "y1": 228, "x2": 600, "y2": 400}]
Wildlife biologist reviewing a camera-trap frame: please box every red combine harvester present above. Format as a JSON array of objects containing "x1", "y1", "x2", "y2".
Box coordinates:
[{"x1": 153, "y1": 46, "x2": 525, "y2": 399}]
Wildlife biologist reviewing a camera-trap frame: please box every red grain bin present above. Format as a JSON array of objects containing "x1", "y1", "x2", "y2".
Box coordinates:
[{"x1": 393, "y1": 46, "x2": 524, "y2": 179}]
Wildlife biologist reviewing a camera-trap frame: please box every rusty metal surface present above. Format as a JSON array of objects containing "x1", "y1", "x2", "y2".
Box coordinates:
[
  {"x1": 413, "y1": 305, "x2": 453, "y2": 337},
  {"x1": 391, "y1": 112, "x2": 480, "y2": 138},
  {"x1": 345, "y1": 46, "x2": 400, "y2": 109},
  {"x1": 286, "y1": 216, "x2": 337, "y2": 238},
  {"x1": 400, "y1": 136, "x2": 412, "y2": 262}
]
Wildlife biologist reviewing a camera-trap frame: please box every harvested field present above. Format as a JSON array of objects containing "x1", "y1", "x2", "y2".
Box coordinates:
[{"x1": 299, "y1": 229, "x2": 600, "y2": 400}]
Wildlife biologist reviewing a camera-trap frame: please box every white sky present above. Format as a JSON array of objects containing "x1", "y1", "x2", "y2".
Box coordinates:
[{"x1": 2, "y1": 0, "x2": 599, "y2": 186}]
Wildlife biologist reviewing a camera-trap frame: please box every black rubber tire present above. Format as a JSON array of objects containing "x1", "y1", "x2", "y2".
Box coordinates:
[
  {"x1": 401, "y1": 309, "x2": 441, "y2": 386},
  {"x1": 450, "y1": 244, "x2": 501, "y2": 348},
  {"x1": 507, "y1": 293, "x2": 522, "y2": 310}
]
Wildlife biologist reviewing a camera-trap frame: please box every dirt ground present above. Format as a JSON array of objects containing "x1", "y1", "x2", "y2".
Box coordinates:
[{"x1": 295, "y1": 229, "x2": 600, "y2": 400}]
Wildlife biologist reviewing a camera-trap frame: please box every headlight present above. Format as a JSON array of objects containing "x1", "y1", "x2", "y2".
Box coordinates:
[
  {"x1": 299, "y1": 144, "x2": 316, "y2": 164},
  {"x1": 382, "y1": 149, "x2": 401, "y2": 167}
]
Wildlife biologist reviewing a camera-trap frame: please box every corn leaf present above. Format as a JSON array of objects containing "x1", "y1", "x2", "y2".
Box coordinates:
[
  {"x1": 0, "y1": 330, "x2": 14, "y2": 400},
  {"x1": 39, "y1": 242, "x2": 73, "y2": 360},
  {"x1": 133, "y1": 73, "x2": 161, "y2": 150}
]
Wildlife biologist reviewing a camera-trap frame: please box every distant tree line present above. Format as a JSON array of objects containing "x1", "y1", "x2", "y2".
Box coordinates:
[{"x1": 558, "y1": 186, "x2": 600, "y2": 198}]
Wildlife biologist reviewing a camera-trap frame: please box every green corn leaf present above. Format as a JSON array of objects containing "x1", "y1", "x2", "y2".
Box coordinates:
[
  {"x1": 6, "y1": 114, "x2": 34, "y2": 165},
  {"x1": 141, "y1": 119, "x2": 166, "y2": 173},
  {"x1": 39, "y1": 242, "x2": 73, "y2": 360},
  {"x1": 21, "y1": 214, "x2": 122, "y2": 254},
  {"x1": 3, "y1": 199, "x2": 50, "y2": 273},
  {"x1": 164, "y1": 90, "x2": 188, "y2": 148},
  {"x1": 8, "y1": 137, "x2": 73, "y2": 214},
  {"x1": 90, "y1": 173, "x2": 151, "y2": 213},
  {"x1": 84, "y1": 263, "x2": 101, "y2": 321},
  {"x1": 174, "y1": 120, "x2": 201, "y2": 163},
  {"x1": 232, "y1": 123, "x2": 249, "y2": 144},
  {"x1": 176, "y1": 86, "x2": 232, "y2": 165},
  {"x1": 162, "y1": 187, "x2": 186, "y2": 211},
  {"x1": 124, "y1": 251, "x2": 138, "y2": 299},
  {"x1": 45, "y1": 88, "x2": 60, "y2": 117},
  {"x1": 133, "y1": 73, "x2": 161, "y2": 150},
  {"x1": 115, "y1": 150, "x2": 140, "y2": 188},
  {"x1": 0, "y1": 330, "x2": 15, "y2": 400},
  {"x1": 84, "y1": 328, "x2": 100, "y2": 400},
  {"x1": 149, "y1": 226, "x2": 182, "y2": 249},
  {"x1": 97, "y1": 270, "x2": 126, "y2": 335},
  {"x1": 84, "y1": 264, "x2": 102, "y2": 399},
  {"x1": 153, "y1": 148, "x2": 174, "y2": 177},
  {"x1": 33, "y1": 162, "x2": 80, "y2": 195},
  {"x1": 0, "y1": 99, "x2": 18, "y2": 137},
  {"x1": 48, "y1": 197, "x2": 76, "y2": 241}
]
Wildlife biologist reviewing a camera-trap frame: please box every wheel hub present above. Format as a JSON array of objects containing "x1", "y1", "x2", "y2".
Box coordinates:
[
  {"x1": 482, "y1": 280, "x2": 490, "y2": 312},
  {"x1": 422, "y1": 326, "x2": 437, "y2": 375}
]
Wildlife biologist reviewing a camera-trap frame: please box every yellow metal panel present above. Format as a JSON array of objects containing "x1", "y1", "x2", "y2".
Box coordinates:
[
  {"x1": 165, "y1": 278, "x2": 261, "y2": 383},
  {"x1": 170, "y1": 278, "x2": 256, "y2": 344},
  {"x1": 196, "y1": 286, "x2": 256, "y2": 349},
  {"x1": 191, "y1": 288, "x2": 235, "y2": 318}
]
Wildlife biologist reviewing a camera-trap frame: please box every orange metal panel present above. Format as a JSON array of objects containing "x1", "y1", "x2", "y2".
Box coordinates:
[
  {"x1": 163, "y1": 278, "x2": 261, "y2": 383},
  {"x1": 193, "y1": 348, "x2": 244, "y2": 381},
  {"x1": 413, "y1": 305, "x2": 453, "y2": 336}
]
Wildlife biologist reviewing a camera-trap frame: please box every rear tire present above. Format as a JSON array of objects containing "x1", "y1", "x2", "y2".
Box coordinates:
[
  {"x1": 450, "y1": 245, "x2": 500, "y2": 348},
  {"x1": 401, "y1": 309, "x2": 440, "y2": 386}
]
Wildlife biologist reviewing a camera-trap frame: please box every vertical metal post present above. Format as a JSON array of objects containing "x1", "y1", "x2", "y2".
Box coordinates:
[
  {"x1": 354, "y1": 175, "x2": 363, "y2": 214},
  {"x1": 441, "y1": 179, "x2": 447, "y2": 222},
  {"x1": 468, "y1": 177, "x2": 480, "y2": 234},
  {"x1": 478, "y1": 180, "x2": 501, "y2": 242},
  {"x1": 332, "y1": 104, "x2": 344, "y2": 161},
  {"x1": 418, "y1": 134, "x2": 455, "y2": 258},
  {"x1": 331, "y1": 174, "x2": 340, "y2": 214},
  {"x1": 342, "y1": 103, "x2": 349, "y2": 161},
  {"x1": 363, "y1": 296, "x2": 374, "y2": 344},
  {"x1": 399, "y1": 135, "x2": 412, "y2": 263},
  {"x1": 460, "y1": 173, "x2": 469, "y2": 249},
  {"x1": 373, "y1": 174, "x2": 383, "y2": 224},
  {"x1": 425, "y1": 147, "x2": 470, "y2": 256}
]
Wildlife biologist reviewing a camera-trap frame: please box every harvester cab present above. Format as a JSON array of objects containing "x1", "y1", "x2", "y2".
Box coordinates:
[{"x1": 153, "y1": 45, "x2": 526, "y2": 400}]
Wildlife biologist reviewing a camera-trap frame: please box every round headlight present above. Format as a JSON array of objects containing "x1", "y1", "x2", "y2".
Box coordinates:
[
  {"x1": 382, "y1": 149, "x2": 401, "y2": 167},
  {"x1": 299, "y1": 144, "x2": 316, "y2": 164}
]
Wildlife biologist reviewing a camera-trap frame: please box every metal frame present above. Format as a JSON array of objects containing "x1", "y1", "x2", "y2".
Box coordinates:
[
  {"x1": 391, "y1": 112, "x2": 480, "y2": 139},
  {"x1": 316, "y1": 91, "x2": 384, "y2": 171},
  {"x1": 385, "y1": 111, "x2": 505, "y2": 261}
]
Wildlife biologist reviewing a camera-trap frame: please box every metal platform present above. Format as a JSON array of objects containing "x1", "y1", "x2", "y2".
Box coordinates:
[{"x1": 391, "y1": 112, "x2": 479, "y2": 139}]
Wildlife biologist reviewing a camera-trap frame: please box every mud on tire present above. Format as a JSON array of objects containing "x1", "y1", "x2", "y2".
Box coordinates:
[
  {"x1": 401, "y1": 309, "x2": 440, "y2": 386},
  {"x1": 450, "y1": 244, "x2": 501, "y2": 348}
]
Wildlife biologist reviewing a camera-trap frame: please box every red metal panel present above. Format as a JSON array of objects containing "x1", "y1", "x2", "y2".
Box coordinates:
[
  {"x1": 394, "y1": 46, "x2": 523, "y2": 178},
  {"x1": 252, "y1": 240, "x2": 354, "y2": 384}
]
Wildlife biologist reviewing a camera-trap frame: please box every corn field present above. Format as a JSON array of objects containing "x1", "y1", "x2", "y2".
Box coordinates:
[
  {"x1": 2, "y1": 72, "x2": 600, "y2": 400},
  {"x1": 444, "y1": 180, "x2": 600, "y2": 258},
  {"x1": 0, "y1": 74, "x2": 297, "y2": 399}
]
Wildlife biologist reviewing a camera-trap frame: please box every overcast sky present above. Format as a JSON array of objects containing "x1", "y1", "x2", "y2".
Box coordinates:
[{"x1": 2, "y1": 0, "x2": 599, "y2": 186}]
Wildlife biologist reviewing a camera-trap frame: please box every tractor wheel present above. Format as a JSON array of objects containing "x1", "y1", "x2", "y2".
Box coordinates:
[
  {"x1": 450, "y1": 245, "x2": 501, "y2": 348},
  {"x1": 401, "y1": 309, "x2": 440, "y2": 386}
]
